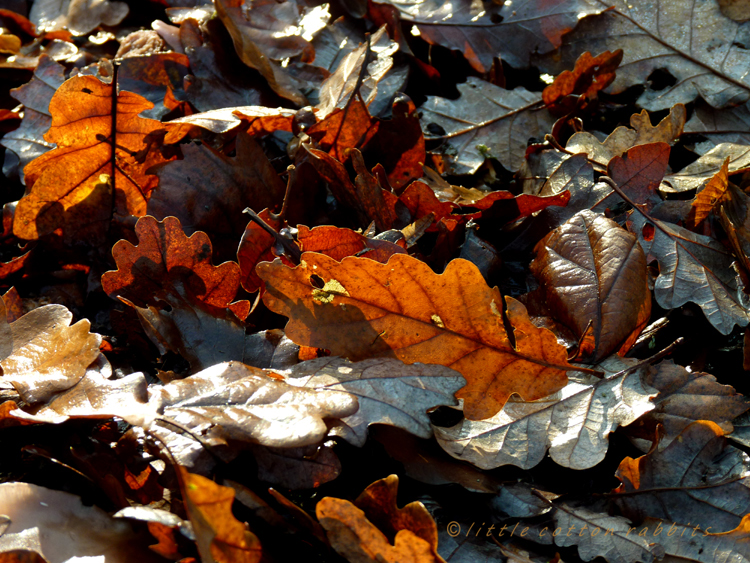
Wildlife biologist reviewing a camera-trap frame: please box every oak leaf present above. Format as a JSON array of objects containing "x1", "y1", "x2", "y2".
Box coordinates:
[
  {"x1": 13, "y1": 75, "x2": 180, "y2": 244},
  {"x1": 530, "y1": 210, "x2": 651, "y2": 362},
  {"x1": 147, "y1": 133, "x2": 286, "y2": 262},
  {"x1": 663, "y1": 142, "x2": 750, "y2": 194},
  {"x1": 258, "y1": 252, "x2": 577, "y2": 420},
  {"x1": 433, "y1": 356, "x2": 656, "y2": 469},
  {"x1": 566, "y1": 104, "x2": 685, "y2": 167},
  {"x1": 297, "y1": 225, "x2": 406, "y2": 264},
  {"x1": 278, "y1": 356, "x2": 465, "y2": 446},
  {"x1": 30, "y1": 0, "x2": 128, "y2": 35},
  {"x1": 380, "y1": 0, "x2": 602, "y2": 72},
  {"x1": 541, "y1": 0, "x2": 750, "y2": 110},
  {"x1": 629, "y1": 211, "x2": 749, "y2": 335},
  {"x1": 0, "y1": 304, "x2": 101, "y2": 404},
  {"x1": 0, "y1": 55, "x2": 63, "y2": 182},
  {"x1": 420, "y1": 78, "x2": 555, "y2": 174},
  {"x1": 687, "y1": 157, "x2": 730, "y2": 228},
  {"x1": 628, "y1": 360, "x2": 750, "y2": 450},
  {"x1": 176, "y1": 466, "x2": 262, "y2": 563},
  {"x1": 614, "y1": 420, "x2": 750, "y2": 533}
]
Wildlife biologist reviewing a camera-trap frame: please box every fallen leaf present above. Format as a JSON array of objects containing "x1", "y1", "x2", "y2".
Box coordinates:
[
  {"x1": 542, "y1": 501, "x2": 664, "y2": 563},
  {"x1": 258, "y1": 252, "x2": 577, "y2": 420},
  {"x1": 214, "y1": 0, "x2": 312, "y2": 105},
  {"x1": 316, "y1": 475, "x2": 442, "y2": 563},
  {"x1": 615, "y1": 421, "x2": 750, "y2": 533},
  {"x1": 634, "y1": 516, "x2": 750, "y2": 563},
  {"x1": 566, "y1": 104, "x2": 686, "y2": 167},
  {"x1": 531, "y1": 210, "x2": 651, "y2": 362},
  {"x1": 237, "y1": 209, "x2": 287, "y2": 294},
  {"x1": 420, "y1": 78, "x2": 555, "y2": 174},
  {"x1": 684, "y1": 100, "x2": 750, "y2": 151},
  {"x1": 167, "y1": 106, "x2": 295, "y2": 135},
  {"x1": 687, "y1": 157, "x2": 730, "y2": 228},
  {"x1": 662, "y1": 142, "x2": 750, "y2": 194},
  {"x1": 278, "y1": 356, "x2": 465, "y2": 446},
  {"x1": 307, "y1": 97, "x2": 377, "y2": 162},
  {"x1": 316, "y1": 25, "x2": 397, "y2": 119},
  {"x1": 381, "y1": 0, "x2": 602, "y2": 72},
  {"x1": 0, "y1": 55, "x2": 63, "y2": 182},
  {"x1": 541, "y1": 0, "x2": 750, "y2": 110},
  {"x1": 148, "y1": 133, "x2": 286, "y2": 262},
  {"x1": 0, "y1": 304, "x2": 101, "y2": 404},
  {"x1": 628, "y1": 360, "x2": 750, "y2": 450},
  {"x1": 491, "y1": 483, "x2": 557, "y2": 518},
  {"x1": 543, "y1": 50, "x2": 623, "y2": 116},
  {"x1": 251, "y1": 442, "x2": 342, "y2": 489},
  {"x1": 433, "y1": 356, "x2": 656, "y2": 469},
  {"x1": 600, "y1": 142, "x2": 670, "y2": 213},
  {"x1": 297, "y1": 225, "x2": 406, "y2": 263},
  {"x1": 13, "y1": 75, "x2": 180, "y2": 244},
  {"x1": 176, "y1": 465, "x2": 262, "y2": 563},
  {"x1": 0, "y1": 482, "x2": 162, "y2": 562},
  {"x1": 30, "y1": 0, "x2": 128, "y2": 35},
  {"x1": 628, "y1": 211, "x2": 749, "y2": 335}
]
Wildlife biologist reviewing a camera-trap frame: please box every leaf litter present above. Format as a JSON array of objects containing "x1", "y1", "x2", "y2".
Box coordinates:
[{"x1": 3, "y1": 1, "x2": 750, "y2": 562}]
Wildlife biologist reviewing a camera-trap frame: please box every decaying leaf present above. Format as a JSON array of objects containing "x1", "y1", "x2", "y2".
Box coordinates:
[
  {"x1": 662, "y1": 142, "x2": 750, "y2": 194},
  {"x1": 628, "y1": 360, "x2": 750, "y2": 451},
  {"x1": 614, "y1": 420, "x2": 750, "y2": 533},
  {"x1": 433, "y1": 356, "x2": 656, "y2": 470},
  {"x1": 102, "y1": 215, "x2": 251, "y2": 369},
  {"x1": 420, "y1": 78, "x2": 555, "y2": 174},
  {"x1": 566, "y1": 104, "x2": 686, "y2": 167},
  {"x1": 381, "y1": 0, "x2": 602, "y2": 72},
  {"x1": 629, "y1": 212, "x2": 749, "y2": 335},
  {"x1": 148, "y1": 133, "x2": 286, "y2": 262},
  {"x1": 0, "y1": 55, "x2": 63, "y2": 182},
  {"x1": 13, "y1": 76, "x2": 179, "y2": 244},
  {"x1": 542, "y1": 501, "x2": 664, "y2": 563},
  {"x1": 316, "y1": 474, "x2": 442, "y2": 563},
  {"x1": 30, "y1": 0, "x2": 128, "y2": 35},
  {"x1": 258, "y1": 252, "x2": 577, "y2": 420},
  {"x1": 176, "y1": 466, "x2": 262, "y2": 563},
  {"x1": 687, "y1": 157, "x2": 731, "y2": 227},
  {"x1": 0, "y1": 304, "x2": 101, "y2": 404},
  {"x1": 0, "y1": 482, "x2": 162, "y2": 562},
  {"x1": 542, "y1": 0, "x2": 750, "y2": 110},
  {"x1": 531, "y1": 210, "x2": 651, "y2": 362},
  {"x1": 277, "y1": 356, "x2": 465, "y2": 446}
]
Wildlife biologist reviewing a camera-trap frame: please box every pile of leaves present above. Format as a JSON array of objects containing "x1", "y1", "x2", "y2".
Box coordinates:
[{"x1": 4, "y1": 0, "x2": 750, "y2": 561}]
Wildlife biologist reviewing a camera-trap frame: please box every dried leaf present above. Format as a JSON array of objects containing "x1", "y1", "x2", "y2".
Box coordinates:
[
  {"x1": 602, "y1": 142, "x2": 670, "y2": 213},
  {"x1": 541, "y1": 0, "x2": 750, "y2": 110},
  {"x1": 30, "y1": 0, "x2": 128, "y2": 35},
  {"x1": 634, "y1": 516, "x2": 750, "y2": 562},
  {"x1": 433, "y1": 356, "x2": 656, "y2": 469},
  {"x1": 148, "y1": 134, "x2": 286, "y2": 262},
  {"x1": 0, "y1": 55, "x2": 63, "y2": 182},
  {"x1": 420, "y1": 78, "x2": 555, "y2": 174},
  {"x1": 566, "y1": 104, "x2": 686, "y2": 167},
  {"x1": 531, "y1": 210, "x2": 651, "y2": 362},
  {"x1": 278, "y1": 356, "x2": 465, "y2": 446},
  {"x1": 687, "y1": 157, "x2": 731, "y2": 228},
  {"x1": 251, "y1": 443, "x2": 342, "y2": 489},
  {"x1": 297, "y1": 225, "x2": 406, "y2": 263},
  {"x1": 258, "y1": 253, "x2": 576, "y2": 420},
  {"x1": 629, "y1": 360, "x2": 750, "y2": 450},
  {"x1": 381, "y1": 0, "x2": 602, "y2": 72},
  {"x1": 13, "y1": 76, "x2": 179, "y2": 244},
  {"x1": 317, "y1": 475, "x2": 441, "y2": 563},
  {"x1": 628, "y1": 211, "x2": 749, "y2": 335},
  {"x1": 167, "y1": 106, "x2": 295, "y2": 135},
  {"x1": 214, "y1": 0, "x2": 312, "y2": 105},
  {"x1": 0, "y1": 304, "x2": 101, "y2": 404},
  {"x1": 542, "y1": 501, "x2": 664, "y2": 563},
  {"x1": 543, "y1": 50, "x2": 623, "y2": 115},
  {"x1": 684, "y1": 100, "x2": 750, "y2": 151},
  {"x1": 176, "y1": 466, "x2": 262, "y2": 563},
  {"x1": 663, "y1": 142, "x2": 750, "y2": 194},
  {"x1": 615, "y1": 420, "x2": 750, "y2": 533},
  {"x1": 0, "y1": 482, "x2": 162, "y2": 562}
]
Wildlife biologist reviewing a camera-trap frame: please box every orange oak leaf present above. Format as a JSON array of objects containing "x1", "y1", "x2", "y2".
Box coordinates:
[
  {"x1": 316, "y1": 475, "x2": 442, "y2": 563},
  {"x1": 257, "y1": 253, "x2": 577, "y2": 420},
  {"x1": 543, "y1": 50, "x2": 623, "y2": 116},
  {"x1": 13, "y1": 75, "x2": 181, "y2": 244},
  {"x1": 297, "y1": 225, "x2": 406, "y2": 263},
  {"x1": 237, "y1": 208, "x2": 287, "y2": 294},
  {"x1": 177, "y1": 466, "x2": 262, "y2": 563},
  {"x1": 101, "y1": 215, "x2": 249, "y2": 321},
  {"x1": 688, "y1": 157, "x2": 730, "y2": 228}
]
